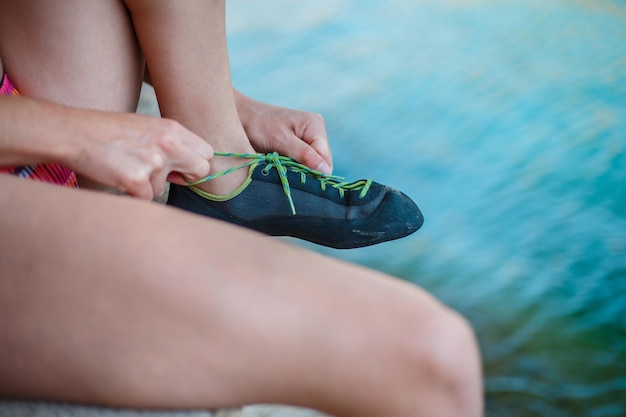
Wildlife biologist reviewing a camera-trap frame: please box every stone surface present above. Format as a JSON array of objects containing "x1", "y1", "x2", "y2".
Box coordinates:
[{"x1": 0, "y1": 402, "x2": 330, "y2": 417}]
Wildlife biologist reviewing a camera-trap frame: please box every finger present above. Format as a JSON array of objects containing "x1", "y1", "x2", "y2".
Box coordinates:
[
  {"x1": 158, "y1": 118, "x2": 213, "y2": 160},
  {"x1": 159, "y1": 131, "x2": 213, "y2": 183},
  {"x1": 165, "y1": 163, "x2": 211, "y2": 186},
  {"x1": 150, "y1": 171, "x2": 168, "y2": 198},
  {"x1": 280, "y1": 134, "x2": 332, "y2": 174},
  {"x1": 307, "y1": 134, "x2": 333, "y2": 172},
  {"x1": 301, "y1": 115, "x2": 333, "y2": 170},
  {"x1": 182, "y1": 135, "x2": 214, "y2": 161},
  {"x1": 172, "y1": 155, "x2": 212, "y2": 184},
  {"x1": 166, "y1": 171, "x2": 186, "y2": 185},
  {"x1": 121, "y1": 169, "x2": 154, "y2": 200}
]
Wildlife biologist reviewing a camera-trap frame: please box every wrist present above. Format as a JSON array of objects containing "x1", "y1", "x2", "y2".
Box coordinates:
[
  {"x1": 41, "y1": 101, "x2": 86, "y2": 169},
  {"x1": 0, "y1": 96, "x2": 78, "y2": 167}
]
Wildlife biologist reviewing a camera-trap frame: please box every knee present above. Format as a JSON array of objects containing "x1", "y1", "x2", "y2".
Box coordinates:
[
  {"x1": 390, "y1": 303, "x2": 483, "y2": 417},
  {"x1": 426, "y1": 309, "x2": 483, "y2": 415}
]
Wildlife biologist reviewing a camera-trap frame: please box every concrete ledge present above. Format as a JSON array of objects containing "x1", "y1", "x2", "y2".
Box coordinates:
[
  {"x1": 0, "y1": 401, "x2": 329, "y2": 417},
  {"x1": 0, "y1": 401, "x2": 230, "y2": 417}
]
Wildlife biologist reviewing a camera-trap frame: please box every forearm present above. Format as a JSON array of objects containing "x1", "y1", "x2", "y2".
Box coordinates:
[
  {"x1": 0, "y1": 95, "x2": 77, "y2": 167},
  {"x1": 0, "y1": 93, "x2": 213, "y2": 198}
]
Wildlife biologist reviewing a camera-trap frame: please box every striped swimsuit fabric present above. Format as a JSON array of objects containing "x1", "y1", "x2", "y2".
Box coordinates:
[{"x1": 0, "y1": 73, "x2": 79, "y2": 188}]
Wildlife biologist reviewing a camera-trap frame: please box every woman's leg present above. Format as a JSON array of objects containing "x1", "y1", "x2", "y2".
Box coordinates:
[
  {"x1": 124, "y1": 0, "x2": 255, "y2": 195},
  {"x1": 0, "y1": 0, "x2": 144, "y2": 112},
  {"x1": 0, "y1": 0, "x2": 145, "y2": 190},
  {"x1": 0, "y1": 174, "x2": 482, "y2": 417},
  {"x1": 0, "y1": 2, "x2": 481, "y2": 412},
  {"x1": 0, "y1": 0, "x2": 265, "y2": 195}
]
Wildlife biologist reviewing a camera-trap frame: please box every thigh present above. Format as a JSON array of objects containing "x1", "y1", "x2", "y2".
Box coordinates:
[
  {"x1": 0, "y1": 0, "x2": 144, "y2": 112},
  {"x1": 0, "y1": 174, "x2": 460, "y2": 416}
]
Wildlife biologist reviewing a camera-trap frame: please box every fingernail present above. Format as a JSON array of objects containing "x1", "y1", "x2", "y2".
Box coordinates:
[{"x1": 316, "y1": 161, "x2": 332, "y2": 174}]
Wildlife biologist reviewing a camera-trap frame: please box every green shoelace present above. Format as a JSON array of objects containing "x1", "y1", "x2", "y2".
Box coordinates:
[{"x1": 188, "y1": 152, "x2": 373, "y2": 215}]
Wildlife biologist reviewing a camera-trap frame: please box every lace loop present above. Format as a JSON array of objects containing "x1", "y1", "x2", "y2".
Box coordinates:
[{"x1": 188, "y1": 152, "x2": 372, "y2": 215}]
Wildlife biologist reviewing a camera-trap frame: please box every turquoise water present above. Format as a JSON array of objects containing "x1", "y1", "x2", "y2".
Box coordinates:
[{"x1": 227, "y1": 1, "x2": 626, "y2": 415}]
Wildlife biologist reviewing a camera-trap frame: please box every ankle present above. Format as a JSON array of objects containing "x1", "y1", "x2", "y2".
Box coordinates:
[{"x1": 193, "y1": 154, "x2": 252, "y2": 196}]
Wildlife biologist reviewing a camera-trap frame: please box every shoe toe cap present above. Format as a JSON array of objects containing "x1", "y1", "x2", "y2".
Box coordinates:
[
  {"x1": 375, "y1": 188, "x2": 424, "y2": 235},
  {"x1": 336, "y1": 188, "x2": 423, "y2": 249}
]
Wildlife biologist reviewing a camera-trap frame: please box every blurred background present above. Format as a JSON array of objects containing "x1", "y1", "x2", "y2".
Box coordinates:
[{"x1": 225, "y1": 0, "x2": 626, "y2": 416}]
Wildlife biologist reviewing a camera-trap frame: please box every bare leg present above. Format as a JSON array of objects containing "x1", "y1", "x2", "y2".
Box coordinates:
[
  {"x1": 0, "y1": 2, "x2": 483, "y2": 413},
  {"x1": 0, "y1": 0, "x2": 251, "y2": 195},
  {"x1": 0, "y1": 174, "x2": 482, "y2": 417},
  {"x1": 0, "y1": 0, "x2": 143, "y2": 112},
  {"x1": 0, "y1": 0, "x2": 144, "y2": 190},
  {"x1": 125, "y1": 0, "x2": 255, "y2": 195}
]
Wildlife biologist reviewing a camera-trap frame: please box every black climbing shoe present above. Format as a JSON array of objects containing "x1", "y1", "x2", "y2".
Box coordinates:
[{"x1": 167, "y1": 152, "x2": 423, "y2": 249}]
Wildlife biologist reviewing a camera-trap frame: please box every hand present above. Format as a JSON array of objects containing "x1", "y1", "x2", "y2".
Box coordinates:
[
  {"x1": 66, "y1": 110, "x2": 213, "y2": 200},
  {"x1": 234, "y1": 90, "x2": 333, "y2": 174}
]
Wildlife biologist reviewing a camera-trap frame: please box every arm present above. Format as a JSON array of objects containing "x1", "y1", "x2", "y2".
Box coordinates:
[
  {"x1": 0, "y1": 95, "x2": 75, "y2": 167},
  {"x1": 127, "y1": 0, "x2": 332, "y2": 174},
  {"x1": 0, "y1": 95, "x2": 213, "y2": 199},
  {"x1": 125, "y1": 0, "x2": 245, "y2": 151}
]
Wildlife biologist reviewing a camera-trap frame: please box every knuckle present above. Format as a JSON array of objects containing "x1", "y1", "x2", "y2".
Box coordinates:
[
  {"x1": 184, "y1": 159, "x2": 211, "y2": 182},
  {"x1": 155, "y1": 132, "x2": 178, "y2": 153},
  {"x1": 196, "y1": 159, "x2": 211, "y2": 177},
  {"x1": 309, "y1": 112, "x2": 325, "y2": 125},
  {"x1": 150, "y1": 152, "x2": 165, "y2": 170},
  {"x1": 154, "y1": 119, "x2": 184, "y2": 149},
  {"x1": 160, "y1": 118, "x2": 182, "y2": 133},
  {"x1": 121, "y1": 169, "x2": 149, "y2": 191},
  {"x1": 274, "y1": 134, "x2": 292, "y2": 148}
]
